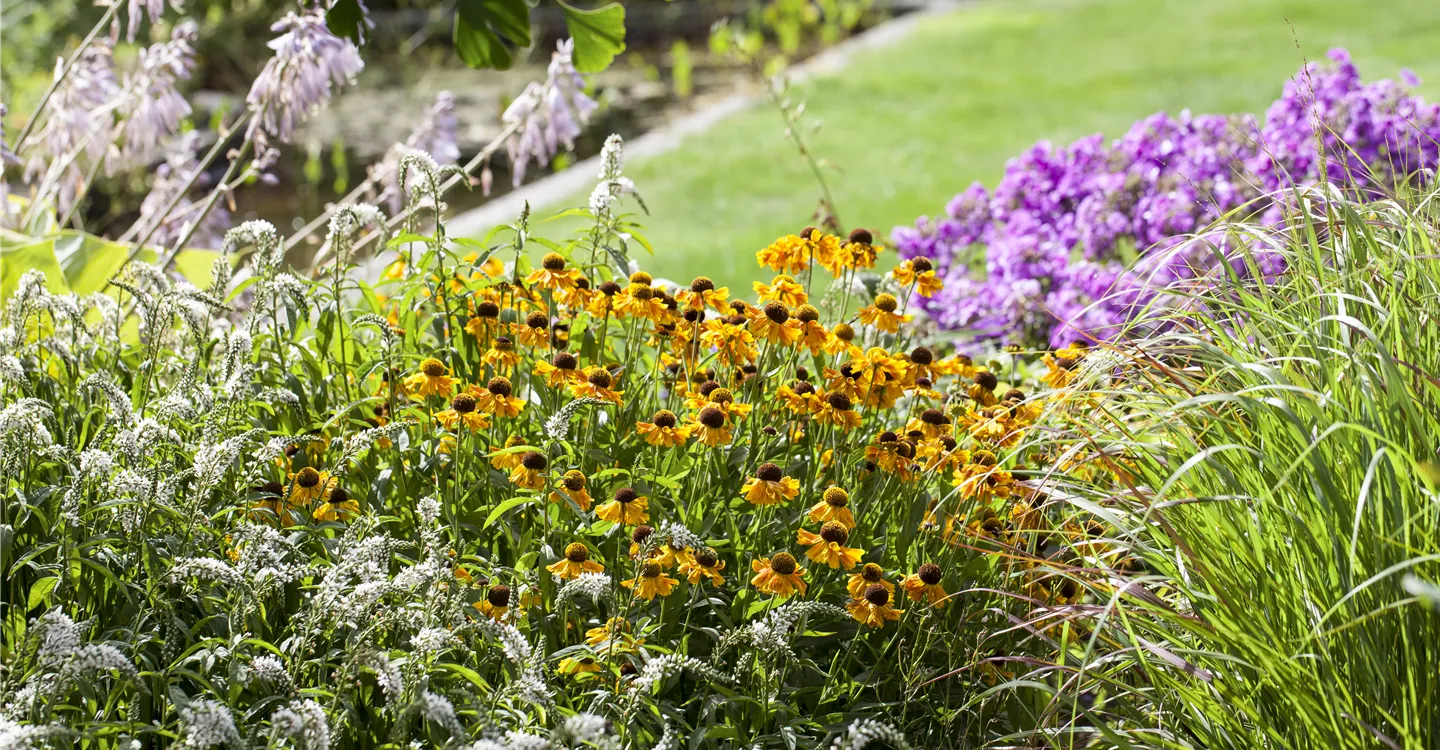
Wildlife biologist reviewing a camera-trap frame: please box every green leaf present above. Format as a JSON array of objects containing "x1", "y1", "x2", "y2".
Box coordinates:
[
  {"x1": 52, "y1": 231, "x2": 135, "y2": 295},
  {"x1": 453, "y1": 0, "x2": 532, "y2": 70},
  {"x1": 561, "y1": 1, "x2": 626, "y2": 73},
  {"x1": 484, "y1": 496, "x2": 535, "y2": 528},
  {"x1": 0, "y1": 232, "x2": 63, "y2": 300},
  {"x1": 28, "y1": 576, "x2": 59, "y2": 609},
  {"x1": 325, "y1": 0, "x2": 369, "y2": 45}
]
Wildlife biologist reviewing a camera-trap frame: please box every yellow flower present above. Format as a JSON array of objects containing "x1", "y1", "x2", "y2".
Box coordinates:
[
  {"x1": 570, "y1": 366, "x2": 624, "y2": 405},
  {"x1": 690, "y1": 406, "x2": 733, "y2": 447},
  {"x1": 776, "y1": 381, "x2": 822, "y2": 415},
  {"x1": 508, "y1": 451, "x2": 548, "y2": 490},
  {"x1": 476, "y1": 377, "x2": 525, "y2": 418},
  {"x1": 404, "y1": 358, "x2": 455, "y2": 398},
  {"x1": 312, "y1": 484, "x2": 359, "y2": 522},
  {"x1": 482, "y1": 336, "x2": 522, "y2": 371},
  {"x1": 514, "y1": 315, "x2": 553, "y2": 350},
  {"x1": 792, "y1": 305, "x2": 830, "y2": 354},
  {"x1": 613, "y1": 283, "x2": 666, "y2": 321},
  {"x1": 622, "y1": 560, "x2": 679, "y2": 600},
  {"x1": 636, "y1": 409, "x2": 692, "y2": 448},
  {"x1": 596, "y1": 487, "x2": 650, "y2": 526},
  {"x1": 960, "y1": 405, "x2": 1022, "y2": 448},
  {"x1": 586, "y1": 617, "x2": 639, "y2": 650},
  {"x1": 917, "y1": 436, "x2": 969, "y2": 473},
  {"x1": 824, "y1": 321, "x2": 861, "y2": 358},
  {"x1": 847, "y1": 562, "x2": 894, "y2": 599},
  {"x1": 557, "y1": 654, "x2": 604, "y2": 679},
  {"x1": 547, "y1": 542, "x2": 605, "y2": 580},
  {"x1": 676, "y1": 276, "x2": 730, "y2": 312},
  {"x1": 891, "y1": 257, "x2": 943, "y2": 298},
  {"x1": 751, "y1": 552, "x2": 807, "y2": 598},
  {"x1": 847, "y1": 583, "x2": 903, "y2": 628},
  {"x1": 287, "y1": 466, "x2": 333, "y2": 506},
  {"x1": 741, "y1": 462, "x2": 800, "y2": 506},
  {"x1": 549, "y1": 469, "x2": 593, "y2": 510},
  {"x1": 526, "y1": 252, "x2": 581, "y2": 291},
  {"x1": 435, "y1": 393, "x2": 491, "y2": 431},
  {"x1": 808, "y1": 486, "x2": 855, "y2": 529},
  {"x1": 797, "y1": 522, "x2": 865, "y2": 570},
  {"x1": 679, "y1": 547, "x2": 726, "y2": 586},
  {"x1": 814, "y1": 391, "x2": 862, "y2": 431},
  {"x1": 952, "y1": 450, "x2": 1015, "y2": 503},
  {"x1": 534, "y1": 350, "x2": 584, "y2": 388},
  {"x1": 857, "y1": 294, "x2": 910, "y2": 334},
  {"x1": 747, "y1": 302, "x2": 802, "y2": 345},
  {"x1": 650, "y1": 542, "x2": 696, "y2": 570},
  {"x1": 756, "y1": 233, "x2": 811, "y2": 275},
  {"x1": 699, "y1": 318, "x2": 758, "y2": 368},
  {"x1": 753, "y1": 274, "x2": 808, "y2": 308},
  {"x1": 968, "y1": 370, "x2": 1000, "y2": 406},
  {"x1": 475, "y1": 584, "x2": 512, "y2": 622},
  {"x1": 1042, "y1": 343, "x2": 1087, "y2": 389},
  {"x1": 900, "y1": 562, "x2": 948, "y2": 607},
  {"x1": 490, "y1": 435, "x2": 527, "y2": 470}
]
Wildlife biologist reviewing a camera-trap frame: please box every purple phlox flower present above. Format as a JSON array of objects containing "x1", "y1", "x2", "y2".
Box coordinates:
[
  {"x1": 502, "y1": 39, "x2": 598, "y2": 187},
  {"x1": 116, "y1": 21, "x2": 198, "y2": 168},
  {"x1": 246, "y1": 10, "x2": 364, "y2": 147}
]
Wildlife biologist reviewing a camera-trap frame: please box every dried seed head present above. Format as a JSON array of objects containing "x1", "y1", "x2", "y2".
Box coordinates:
[
  {"x1": 598, "y1": 281, "x2": 622, "y2": 296},
  {"x1": 763, "y1": 301, "x2": 790, "y2": 324},
  {"x1": 487, "y1": 377, "x2": 513, "y2": 397},
  {"x1": 873, "y1": 294, "x2": 899, "y2": 313},
  {"x1": 824, "y1": 392, "x2": 853, "y2": 411},
  {"x1": 769, "y1": 552, "x2": 798, "y2": 575},
  {"x1": 565, "y1": 542, "x2": 589, "y2": 562},
  {"x1": 918, "y1": 562, "x2": 942, "y2": 585},
  {"x1": 820, "y1": 522, "x2": 849, "y2": 544},
  {"x1": 863, "y1": 583, "x2": 890, "y2": 607},
  {"x1": 521, "y1": 451, "x2": 547, "y2": 470},
  {"x1": 487, "y1": 585, "x2": 511, "y2": 607},
  {"x1": 975, "y1": 371, "x2": 998, "y2": 391},
  {"x1": 910, "y1": 346, "x2": 934, "y2": 365},
  {"x1": 756, "y1": 462, "x2": 783, "y2": 482},
  {"x1": 420, "y1": 358, "x2": 446, "y2": 377},
  {"x1": 823, "y1": 487, "x2": 849, "y2": 507},
  {"x1": 613, "y1": 487, "x2": 638, "y2": 504},
  {"x1": 695, "y1": 547, "x2": 719, "y2": 568},
  {"x1": 921, "y1": 408, "x2": 948, "y2": 425},
  {"x1": 476, "y1": 301, "x2": 500, "y2": 318},
  {"x1": 562, "y1": 470, "x2": 586, "y2": 491},
  {"x1": 848, "y1": 227, "x2": 873, "y2": 245},
  {"x1": 552, "y1": 351, "x2": 578, "y2": 370}
]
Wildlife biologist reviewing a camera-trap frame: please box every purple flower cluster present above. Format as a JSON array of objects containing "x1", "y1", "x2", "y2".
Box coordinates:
[{"x1": 894, "y1": 50, "x2": 1440, "y2": 348}]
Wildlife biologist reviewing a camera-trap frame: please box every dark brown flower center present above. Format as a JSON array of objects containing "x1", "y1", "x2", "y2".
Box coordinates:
[
  {"x1": 861, "y1": 563, "x2": 883, "y2": 582},
  {"x1": 921, "y1": 408, "x2": 948, "y2": 426},
  {"x1": 698, "y1": 406, "x2": 726, "y2": 429},
  {"x1": 296, "y1": 467, "x2": 321, "y2": 488},
  {"x1": 564, "y1": 543, "x2": 589, "y2": 562},
  {"x1": 641, "y1": 561, "x2": 663, "y2": 578},
  {"x1": 552, "y1": 351, "x2": 578, "y2": 370},
  {"x1": 541, "y1": 252, "x2": 567, "y2": 270},
  {"x1": 910, "y1": 346, "x2": 933, "y2": 365},
  {"x1": 451, "y1": 394, "x2": 477, "y2": 414},
  {"x1": 487, "y1": 377, "x2": 513, "y2": 397},
  {"x1": 763, "y1": 301, "x2": 790, "y2": 324},
  {"x1": 848, "y1": 227, "x2": 873, "y2": 246},
  {"x1": 562, "y1": 470, "x2": 586, "y2": 491},
  {"x1": 652, "y1": 410, "x2": 678, "y2": 428},
  {"x1": 796, "y1": 305, "x2": 820, "y2": 323},
  {"x1": 487, "y1": 585, "x2": 511, "y2": 607},
  {"x1": 526, "y1": 311, "x2": 549, "y2": 328},
  {"x1": 825, "y1": 392, "x2": 853, "y2": 411},
  {"x1": 820, "y1": 522, "x2": 849, "y2": 544},
  {"x1": 864, "y1": 583, "x2": 889, "y2": 607},
  {"x1": 521, "y1": 451, "x2": 547, "y2": 471},
  {"x1": 918, "y1": 562, "x2": 942, "y2": 585},
  {"x1": 476, "y1": 301, "x2": 500, "y2": 318},
  {"x1": 824, "y1": 487, "x2": 849, "y2": 507},
  {"x1": 328, "y1": 487, "x2": 349, "y2": 505},
  {"x1": 614, "y1": 487, "x2": 638, "y2": 504},
  {"x1": 587, "y1": 368, "x2": 613, "y2": 388},
  {"x1": 690, "y1": 276, "x2": 715, "y2": 293},
  {"x1": 975, "y1": 371, "x2": 998, "y2": 391},
  {"x1": 695, "y1": 547, "x2": 719, "y2": 568},
  {"x1": 631, "y1": 525, "x2": 654, "y2": 545},
  {"x1": 769, "y1": 553, "x2": 798, "y2": 576},
  {"x1": 756, "y1": 462, "x2": 783, "y2": 482},
  {"x1": 911, "y1": 257, "x2": 933, "y2": 273},
  {"x1": 873, "y1": 294, "x2": 898, "y2": 313}
]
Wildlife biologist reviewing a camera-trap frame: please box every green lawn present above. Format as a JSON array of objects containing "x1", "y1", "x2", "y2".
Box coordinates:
[{"x1": 550, "y1": 0, "x2": 1440, "y2": 289}]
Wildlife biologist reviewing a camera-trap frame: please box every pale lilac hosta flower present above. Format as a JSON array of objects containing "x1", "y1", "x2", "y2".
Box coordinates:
[
  {"x1": 117, "y1": 21, "x2": 198, "y2": 167},
  {"x1": 371, "y1": 92, "x2": 462, "y2": 212},
  {"x1": 502, "y1": 39, "x2": 598, "y2": 186},
  {"x1": 134, "y1": 132, "x2": 231, "y2": 250},
  {"x1": 246, "y1": 10, "x2": 364, "y2": 147},
  {"x1": 24, "y1": 45, "x2": 121, "y2": 215},
  {"x1": 125, "y1": 0, "x2": 184, "y2": 42}
]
